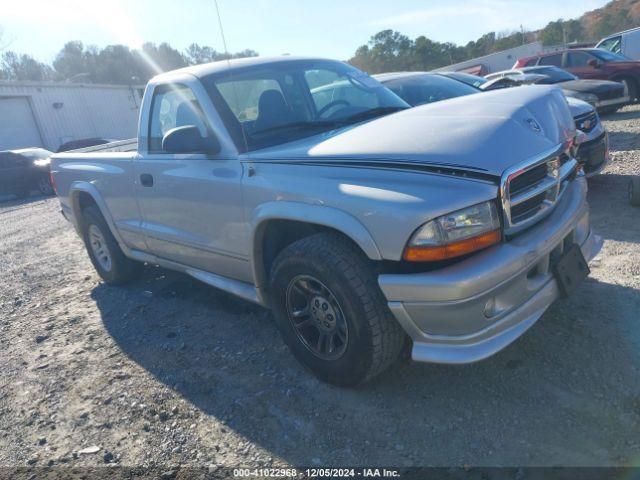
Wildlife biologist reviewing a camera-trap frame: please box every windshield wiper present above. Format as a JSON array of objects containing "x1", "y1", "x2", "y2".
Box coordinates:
[
  {"x1": 342, "y1": 106, "x2": 408, "y2": 124},
  {"x1": 251, "y1": 121, "x2": 344, "y2": 137}
]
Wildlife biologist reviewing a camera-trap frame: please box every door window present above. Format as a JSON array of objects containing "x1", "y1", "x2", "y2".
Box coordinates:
[
  {"x1": 598, "y1": 36, "x2": 622, "y2": 55},
  {"x1": 148, "y1": 84, "x2": 209, "y2": 153},
  {"x1": 538, "y1": 54, "x2": 563, "y2": 67},
  {"x1": 566, "y1": 51, "x2": 595, "y2": 68}
]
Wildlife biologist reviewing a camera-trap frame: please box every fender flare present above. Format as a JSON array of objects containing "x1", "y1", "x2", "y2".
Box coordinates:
[
  {"x1": 250, "y1": 201, "x2": 382, "y2": 292},
  {"x1": 68, "y1": 181, "x2": 129, "y2": 251}
]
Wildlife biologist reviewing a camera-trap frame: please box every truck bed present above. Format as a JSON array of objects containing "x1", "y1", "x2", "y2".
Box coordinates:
[{"x1": 69, "y1": 139, "x2": 138, "y2": 153}]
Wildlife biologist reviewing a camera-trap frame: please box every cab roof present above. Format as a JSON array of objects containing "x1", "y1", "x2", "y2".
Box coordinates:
[{"x1": 151, "y1": 55, "x2": 337, "y2": 82}]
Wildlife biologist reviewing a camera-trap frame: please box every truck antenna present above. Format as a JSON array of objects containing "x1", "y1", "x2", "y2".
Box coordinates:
[{"x1": 213, "y1": 0, "x2": 250, "y2": 153}]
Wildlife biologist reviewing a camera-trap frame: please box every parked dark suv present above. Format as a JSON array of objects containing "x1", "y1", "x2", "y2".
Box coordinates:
[
  {"x1": 515, "y1": 48, "x2": 640, "y2": 101},
  {"x1": 0, "y1": 148, "x2": 54, "y2": 198}
]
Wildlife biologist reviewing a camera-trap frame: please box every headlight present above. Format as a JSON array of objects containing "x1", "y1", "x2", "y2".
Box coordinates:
[
  {"x1": 34, "y1": 158, "x2": 51, "y2": 167},
  {"x1": 403, "y1": 201, "x2": 501, "y2": 261},
  {"x1": 564, "y1": 90, "x2": 598, "y2": 105}
]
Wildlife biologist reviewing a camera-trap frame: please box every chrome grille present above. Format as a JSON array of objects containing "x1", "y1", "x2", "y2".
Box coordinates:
[
  {"x1": 500, "y1": 144, "x2": 578, "y2": 235},
  {"x1": 574, "y1": 111, "x2": 598, "y2": 133}
]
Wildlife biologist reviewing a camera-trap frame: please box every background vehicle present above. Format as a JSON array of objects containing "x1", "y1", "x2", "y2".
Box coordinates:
[
  {"x1": 487, "y1": 66, "x2": 628, "y2": 112},
  {"x1": 596, "y1": 27, "x2": 640, "y2": 61},
  {"x1": 0, "y1": 148, "x2": 54, "y2": 198},
  {"x1": 515, "y1": 48, "x2": 640, "y2": 102},
  {"x1": 376, "y1": 71, "x2": 609, "y2": 176},
  {"x1": 51, "y1": 57, "x2": 600, "y2": 386},
  {"x1": 56, "y1": 137, "x2": 118, "y2": 153}
]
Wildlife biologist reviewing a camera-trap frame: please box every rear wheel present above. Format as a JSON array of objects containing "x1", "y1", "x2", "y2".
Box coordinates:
[
  {"x1": 269, "y1": 233, "x2": 405, "y2": 386},
  {"x1": 80, "y1": 206, "x2": 141, "y2": 284}
]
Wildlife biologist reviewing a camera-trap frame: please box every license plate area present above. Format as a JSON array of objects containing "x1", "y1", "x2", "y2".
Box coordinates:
[{"x1": 553, "y1": 243, "x2": 590, "y2": 297}]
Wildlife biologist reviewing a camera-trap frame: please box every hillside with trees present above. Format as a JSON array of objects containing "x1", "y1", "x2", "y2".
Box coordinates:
[
  {"x1": 350, "y1": 0, "x2": 640, "y2": 73},
  {"x1": 0, "y1": 39, "x2": 257, "y2": 84}
]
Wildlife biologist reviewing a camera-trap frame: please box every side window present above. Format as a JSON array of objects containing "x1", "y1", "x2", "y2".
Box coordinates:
[
  {"x1": 524, "y1": 58, "x2": 538, "y2": 67},
  {"x1": 598, "y1": 36, "x2": 622, "y2": 54},
  {"x1": 566, "y1": 52, "x2": 593, "y2": 68},
  {"x1": 148, "y1": 84, "x2": 209, "y2": 153},
  {"x1": 538, "y1": 54, "x2": 563, "y2": 67}
]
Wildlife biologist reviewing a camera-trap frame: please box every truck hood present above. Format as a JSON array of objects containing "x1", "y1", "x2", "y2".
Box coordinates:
[
  {"x1": 565, "y1": 97, "x2": 594, "y2": 118},
  {"x1": 246, "y1": 85, "x2": 575, "y2": 178}
]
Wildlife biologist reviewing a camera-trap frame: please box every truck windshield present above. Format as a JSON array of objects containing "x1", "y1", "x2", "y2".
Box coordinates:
[
  {"x1": 526, "y1": 67, "x2": 577, "y2": 84},
  {"x1": 201, "y1": 59, "x2": 409, "y2": 151}
]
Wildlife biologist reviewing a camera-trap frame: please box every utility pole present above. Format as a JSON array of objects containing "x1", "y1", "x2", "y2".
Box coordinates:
[{"x1": 521, "y1": 25, "x2": 525, "y2": 45}]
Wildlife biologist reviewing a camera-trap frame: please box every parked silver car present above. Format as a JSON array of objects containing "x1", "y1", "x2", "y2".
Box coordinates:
[
  {"x1": 51, "y1": 57, "x2": 601, "y2": 385},
  {"x1": 376, "y1": 71, "x2": 609, "y2": 177}
]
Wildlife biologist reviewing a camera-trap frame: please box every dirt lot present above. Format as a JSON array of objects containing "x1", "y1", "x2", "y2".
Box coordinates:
[{"x1": 1, "y1": 106, "x2": 640, "y2": 472}]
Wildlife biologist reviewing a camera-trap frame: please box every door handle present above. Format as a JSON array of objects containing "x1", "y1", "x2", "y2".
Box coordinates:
[{"x1": 140, "y1": 173, "x2": 154, "y2": 187}]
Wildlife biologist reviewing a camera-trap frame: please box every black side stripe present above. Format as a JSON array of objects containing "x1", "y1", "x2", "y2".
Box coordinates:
[{"x1": 246, "y1": 159, "x2": 498, "y2": 183}]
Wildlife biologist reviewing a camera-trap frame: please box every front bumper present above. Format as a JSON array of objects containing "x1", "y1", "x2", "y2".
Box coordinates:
[
  {"x1": 378, "y1": 178, "x2": 602, "y2": 364},
  {"x1": 594, "y1": 95, "x2": 630, "y2": 109},
  {"x1": 577, "y1": 130, "x2": 609, "y2": 177}
]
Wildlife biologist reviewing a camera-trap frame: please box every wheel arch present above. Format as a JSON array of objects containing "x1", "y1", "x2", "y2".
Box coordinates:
[
  {"x1": 250, "y1": 201, "x2": 382, "y2": 301},
  {"x1": 69, "y1": 182, "x2": 127, "y2": 249},
  {"x1": 611, "y1": 74, "x2": 638, "y2": 100}
]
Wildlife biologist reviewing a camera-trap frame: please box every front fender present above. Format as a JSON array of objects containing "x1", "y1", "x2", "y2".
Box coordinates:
[{"x1": 249, "y1": 201, "x2": 382, "y2": 292}]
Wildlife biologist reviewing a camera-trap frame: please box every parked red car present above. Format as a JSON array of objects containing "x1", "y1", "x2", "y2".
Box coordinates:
[{"x1": 515, "y1": 48, "x2": 640, "y2": 101}]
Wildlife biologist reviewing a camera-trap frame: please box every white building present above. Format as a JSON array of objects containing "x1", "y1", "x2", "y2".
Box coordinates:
[
  {"x1": 432, "y1": 42, "x2": 544, "y2": 75},
  {"x1": 0, "y1": 81, "x2": 143, "y2": 151}
]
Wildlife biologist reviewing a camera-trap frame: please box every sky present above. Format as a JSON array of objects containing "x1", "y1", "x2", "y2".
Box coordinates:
[{"x1": 2, "y1": 0, "x2": 610, "y2": 63}]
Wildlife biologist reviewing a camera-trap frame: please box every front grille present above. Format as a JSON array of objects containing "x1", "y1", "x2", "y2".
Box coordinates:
[
  {"x1": 511, "y1": 192, "x2": 547, "y2": 223},
  {"x1": 501, "y1": 144, "x2": 578, "y2": 235},
  {"x1": 509, "y1": 163, "x2": 547, "y2": 195},
  {"x1": 574, "y1": 111, "x2": 598, "y2": 133}
]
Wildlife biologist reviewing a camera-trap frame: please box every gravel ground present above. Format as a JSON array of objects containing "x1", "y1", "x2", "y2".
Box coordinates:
[{"x1": 1, "y1": 105, "x2": 640, "y2": 472}]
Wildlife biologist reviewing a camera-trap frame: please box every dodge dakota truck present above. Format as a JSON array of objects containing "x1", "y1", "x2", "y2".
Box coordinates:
[{"x1": 51, "y1": 56, "x2": 602, "y2": 386}]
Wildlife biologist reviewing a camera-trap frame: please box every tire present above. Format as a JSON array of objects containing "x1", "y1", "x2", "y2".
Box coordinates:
[
  {"x1": 630, "y1": 177, "x2": 640, "y2": 207},
  {"x1": 269, "y1": 232, "x2": 406, "y2": 386},
  {"x1": 80, "y1": 205, "x2": 141, "y2": 284},
  {"x1": 36, "y1": 176, "x2": 54, "y2": 196},
  {"x1": 621, "y1": 77, "x2": 638, "y2": 103}
]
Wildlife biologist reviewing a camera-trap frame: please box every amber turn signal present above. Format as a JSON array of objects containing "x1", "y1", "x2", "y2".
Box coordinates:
[{"x1": 403, "y1": 229, "x2": 501, "y2": 262}]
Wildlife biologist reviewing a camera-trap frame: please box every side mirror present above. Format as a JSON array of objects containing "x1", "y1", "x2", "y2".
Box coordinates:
[
  {"x1": 162, "y1": 125, "x2": 221, "y2": 154},
  {"x1": 587, "y1": 58, "x2": 601, "y2": 69}
]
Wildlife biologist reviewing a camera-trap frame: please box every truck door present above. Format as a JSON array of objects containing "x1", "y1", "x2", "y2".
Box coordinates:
[{"x1": 134, "y1": 82, "x2": 251, "y2": 283}]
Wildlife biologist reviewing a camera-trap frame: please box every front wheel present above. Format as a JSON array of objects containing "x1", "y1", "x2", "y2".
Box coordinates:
[
  {"x1": 269, "y1": 233, "x2": 405, "y2": 386},
  {"x1": 80, "y1": 206, "x2": 141, "y2": 284}
]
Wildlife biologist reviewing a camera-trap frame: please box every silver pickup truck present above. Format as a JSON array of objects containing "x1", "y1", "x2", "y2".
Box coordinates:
[{"x1": 51, "y1": 56, "x2": 602, "y2": 386}]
